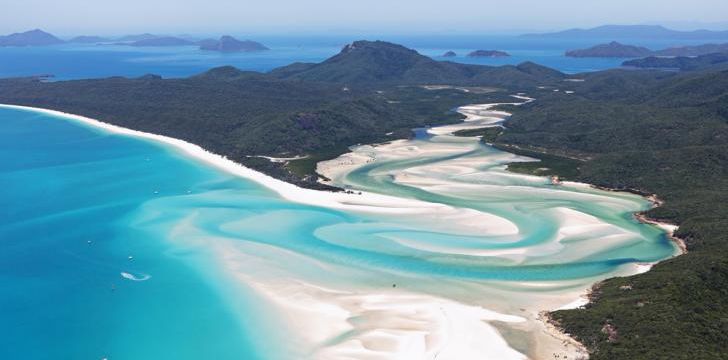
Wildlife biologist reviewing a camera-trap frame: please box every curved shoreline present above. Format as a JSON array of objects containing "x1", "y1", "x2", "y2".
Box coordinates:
[
  {"x1": 0, "y1": 104, "x2": 504, "y2": 219},
  {"x1": 1, "y1": 102, "x2": 682, "y2": 359},
  {"x1": 315, "y1": 97, "x2": 684, "y2": 359},
  {"x1": 0, "y1": 103, "x2": 535, "y2": 359},
  {"x1": 589, "y1": 185, "x2": 687, "y2": 255}
]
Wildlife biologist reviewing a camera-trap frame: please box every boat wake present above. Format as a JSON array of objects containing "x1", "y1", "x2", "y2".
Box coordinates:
[{"x1": 120, "y1": 271, "x2": 151, "y2": 281}]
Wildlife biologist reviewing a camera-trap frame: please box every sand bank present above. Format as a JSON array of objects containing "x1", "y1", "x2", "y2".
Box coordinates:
[
  {"x1": 2, "y1": 99, "x2": 677, "y2": 360},
  {"x1": 0, "y1": 104, "x2": 519, "y2": 237}
]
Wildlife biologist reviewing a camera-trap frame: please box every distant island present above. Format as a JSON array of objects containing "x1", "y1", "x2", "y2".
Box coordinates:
[
  {"x1": 566, "y1": 41, "x2": 653, "y2": 58},
  {"x1": 0, "y1": 29, "x2": 63, "y2": 47},
  {"x1": 67, "y1": 35, "x2": 111, "y2": 44},
  {"x1": 522, "y1": 24, "x2": 728, "y2": 40},
  {"x1": 568, "y1": 41, "x2": 728, "y2": 58},
  {"x1": 623, "y1": 52, "x2": 728, "y2": 71},
  {"x1": 127, "y1": 36, "x2": 195, "y2": 47},
  {"x1": 442, "y1": 51, "x2": 457, "y2": 57},
  {"x1": 115, "y1": 33, "x2": 160, "y2": 42},
  {"x1": 0, "y1": 29, "x2": 271, "y2": 51},
  {"x1": 467, "y1": 50, "x2": 510, "y2": 57},
  {"x1": 199, "y1": 36, "x2": 269, "y2": 52},
  {"x1": 656, "y1": 43, "x2": 728, "y2": 56}
]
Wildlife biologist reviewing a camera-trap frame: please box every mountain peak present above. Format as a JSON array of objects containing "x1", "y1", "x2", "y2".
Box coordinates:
[
  {"x1": 195, "y1": 66, "x2": 266, "y2": 81},
  {"x1": 0, "y1": 29, "x2": 64, "y2": 47},
  {"x1": 276, "y1": 40, "x2": 432, "y2": 83},
  {"x1": 566, "y1": 42, "x2": 653, "y2": 58},
  {"x1": 331, "y1": 40, "x2": 424, "y2": 63},
  {"x1": 342, "y1": 40, "x2": 415, "y2": 51},
  {"x1": 272, "y1": 40, "x2": 564, "y2": 86}
]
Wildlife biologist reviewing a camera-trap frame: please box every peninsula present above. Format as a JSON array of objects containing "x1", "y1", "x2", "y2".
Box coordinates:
[{"x1": 623, "y1": 52, "x2": 728, "y2": 70}]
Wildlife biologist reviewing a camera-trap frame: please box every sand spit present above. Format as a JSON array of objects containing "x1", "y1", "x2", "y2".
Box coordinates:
[{"x1": 315, "y1": 95, "x2": 680, "y2": 359}]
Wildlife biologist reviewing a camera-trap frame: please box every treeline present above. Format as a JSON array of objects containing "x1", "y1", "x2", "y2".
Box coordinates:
[{"x1": 0, "y1": 73, "x2": 516, "y2": 188}]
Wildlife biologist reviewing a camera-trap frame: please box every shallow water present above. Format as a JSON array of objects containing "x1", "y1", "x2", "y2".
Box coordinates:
[{"x1": 0, "y1": 104, "x2": 676, "y2": 359}]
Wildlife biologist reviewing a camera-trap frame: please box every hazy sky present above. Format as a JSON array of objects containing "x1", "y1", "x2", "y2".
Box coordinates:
[{"x1": 2, "y1": 0, "x2": 728, "y2": 35}]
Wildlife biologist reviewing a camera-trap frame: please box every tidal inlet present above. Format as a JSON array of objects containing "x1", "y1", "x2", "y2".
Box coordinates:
[{"x1": 0, "y1": 99, "x2": 677, "y2": 360}]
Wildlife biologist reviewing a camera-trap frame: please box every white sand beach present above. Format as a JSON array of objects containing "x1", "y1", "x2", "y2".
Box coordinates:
[{"x1": 1, "y1": 101, "x2": 680, "y2": 360}]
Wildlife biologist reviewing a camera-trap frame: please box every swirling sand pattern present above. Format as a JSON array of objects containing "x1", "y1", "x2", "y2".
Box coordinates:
[{"x1": 0, "y1": 102, "x2": 677, "y2": 360}]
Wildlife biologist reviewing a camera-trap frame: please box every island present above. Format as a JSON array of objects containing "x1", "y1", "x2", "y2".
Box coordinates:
[
  {"x1": 0, "y1": 29, "x2": 64, "y2": 46},
  {"x1": 442, "y1": 51, "x2": 457, "y2": 57},
  {"x1": 565, "y1": 41, "x2": 653, "y2": 57},
  {"x1": 127, "y1": 36, "x2": 195, "y2": 47},
  {"x1": 522, "y1": 24, "x2": 728, "y2": 40},
  {"x1": 199, "y1": 35, "x2": 269, "y2": 52},
  {"x1": 115, "y1": 33, "x2": 159, "y2": 42},
  {"x1": 567, "y1": 41, "x2": 728, "y2": 59},
  {"x1": 623, "y1": 52, "x2": 728, "y2": 70},
  {"x1": 655, "y1": 43, "x2": 728, "y2": 56},
  {"x1": 467, "y1": 49, "x2": 510, "y2": 57},
  {"x1": 67, "y1": 35, "x2": 111, "y2": 44}
]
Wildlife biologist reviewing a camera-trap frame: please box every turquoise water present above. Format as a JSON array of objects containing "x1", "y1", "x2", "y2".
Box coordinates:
[
  {"x1": 0, "y1": 106, "x2": 677, "y2": 358},
  {"x1": 0, "y1": 108, "x2": 282, "y2": 359}
]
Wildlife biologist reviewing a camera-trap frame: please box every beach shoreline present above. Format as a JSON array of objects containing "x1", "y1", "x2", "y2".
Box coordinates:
[
  {"x1": 315, "y1": 97, "x2": 594, "y2": 359},
  {"x1": 0, "y1": 104, "x2": 514, "y2": 220},
  {"x1": 315, "y1": 96, "x2": 685, "y2": 359},
  {"x1": 0, "y1": 103, "x2": 543, "y2": 358},
  {"x1": 589, "y1": 184, "x2": 687, "y2": 255},
  {"x1": 2, "y1": 101, "x2": 682, "y2": 360}
]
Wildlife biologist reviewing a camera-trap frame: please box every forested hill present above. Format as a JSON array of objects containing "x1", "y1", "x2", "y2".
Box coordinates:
[
  {"x1": 487, "y1": 67, "x2": 728, "y2": 360},
  {"x1": 269, "y1": 40, "x2": 564, "y2": 86},
  {"x1": 623, "y1": 52, "x2": 728, "y2": 71},
  {"x1": 0, "y1": 40, "x2": 550, "y2": 188}
]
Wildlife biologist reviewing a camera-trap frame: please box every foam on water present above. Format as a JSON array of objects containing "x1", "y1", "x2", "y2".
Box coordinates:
[{"x1": 120, "y1": 272, "x2": 151, "y2": 281}]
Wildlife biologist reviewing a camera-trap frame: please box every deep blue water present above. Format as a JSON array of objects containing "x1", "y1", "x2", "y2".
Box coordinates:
[{"x1": 0, "y1": 34, "x2": 723, "y2": 80}]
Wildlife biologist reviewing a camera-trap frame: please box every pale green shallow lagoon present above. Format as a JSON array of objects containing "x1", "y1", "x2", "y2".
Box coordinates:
[{"x1": 0, "y1": 105, "x2": 677, "y2": 359}]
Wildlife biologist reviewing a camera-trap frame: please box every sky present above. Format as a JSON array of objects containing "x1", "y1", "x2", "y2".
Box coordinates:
[{"x1": 1, "y1": 0, "x2": 728, "y2": 35}]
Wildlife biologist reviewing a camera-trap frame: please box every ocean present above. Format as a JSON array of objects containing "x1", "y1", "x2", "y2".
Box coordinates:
[
  {"x1": 0, "y1": 103, "x2": 676, "y2": 359},
  {"x1": 0, "y1": 34, "x2": 721, "y2": 80}
]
